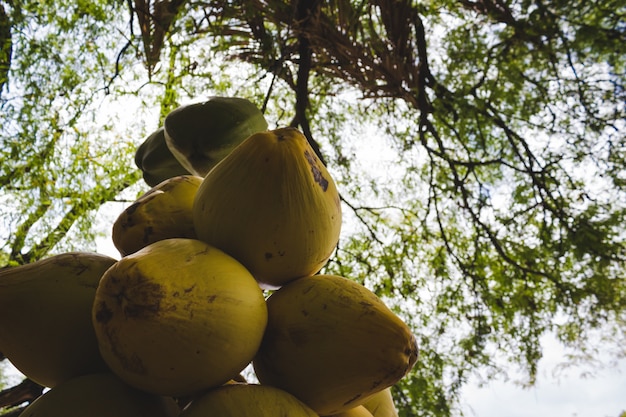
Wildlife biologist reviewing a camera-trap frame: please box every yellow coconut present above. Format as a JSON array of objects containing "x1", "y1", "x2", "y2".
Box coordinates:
[
  {"x1": 253, "y1": 274, "x2": 418, "y2": 415},
  {"x1": 0, "y1": 252, "x2": 115, "y2": 387},
  {"x1": 179, "y1": 383, "x2": 319, "y2": 417},
  {"x1": 112, "y1": 174, "x2": 203, "y2": 256},
  {"x1": 18, "y1": 372, "x2": 179, "y2": 417},
  {"x1": 361, "y1": 387, "x2": 399, "y2": 417},
  {"x1": 92, "y1": 238, "x2": 268, "y2": 397},
  {"x1": 193, "y1": 127, "x2": 342, "y2": 288},
  {"x1": 327, "y1": 405, "x2": 374, "y2": 417}
]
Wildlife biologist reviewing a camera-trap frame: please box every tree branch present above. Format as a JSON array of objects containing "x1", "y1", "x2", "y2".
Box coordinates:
[
  {"x1": 339, "y1": 194, "x2": 385, "y2": 245},
  {"x1": 0, "y1": 2, "x2": 11, "y2": 97},
  {"x1": 0, "y1": 378, "x2": 43, "y2": 411},
  {"x1": 9, "y1": 200, "x2": 52, "y2": 264},
  {"x1": 289, "y1": 0, "x2": 326, "y2": 165},
  {"x1": 10, "y1": 171, "x2": 140, "y2": 266}
]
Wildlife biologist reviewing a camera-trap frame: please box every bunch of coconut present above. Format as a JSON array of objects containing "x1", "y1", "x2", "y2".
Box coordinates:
[{"x1": 1, "y1": 98, "x2": 417, "y2": 417}]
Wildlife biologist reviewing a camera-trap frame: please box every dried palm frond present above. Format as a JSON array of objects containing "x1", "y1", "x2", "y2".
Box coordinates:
[
  {"x1": 194, "y1": 0, "x2": 428, "y2": 105},
  {"x1": 133, "y1": 0, "x2": 188, "y2": 75}
]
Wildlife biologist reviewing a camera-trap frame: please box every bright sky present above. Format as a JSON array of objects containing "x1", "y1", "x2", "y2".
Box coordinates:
[{"x1": 462, "y1": 340, "x2": 626, "y2": 417}]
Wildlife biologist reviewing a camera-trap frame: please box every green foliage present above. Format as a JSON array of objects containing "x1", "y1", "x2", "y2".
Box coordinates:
[
  {"x1": 0, "y1": 3, "x2": 10, "y2": 96},
  {"x1": 0, "y1": 0, "x2": 144, "y2": 264}
]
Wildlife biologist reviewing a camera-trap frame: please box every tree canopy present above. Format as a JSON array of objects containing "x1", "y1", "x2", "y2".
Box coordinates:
[{"x1": 1, "y1": 0, "x2": 625, "y2": 416}]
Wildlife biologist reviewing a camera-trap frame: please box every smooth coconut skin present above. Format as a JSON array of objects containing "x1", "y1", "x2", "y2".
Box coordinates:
[
  {"x1": 328, "y1": 405, "x2": 375, "y2": 417},
  {"x1": 135, "y1": 127, "x2": 192, "y2": 187},
  {"x1": 361, "y1": 388, "x2": 399, "y2": 417},
  {"x1": 252, "y1": 274, "x2": 418, "y2": 416},
  {"x1": 164, "y1": 97, "x2": 269, "y2": 177},
  {"x1": 0, "y1": 252, "x2": 115, "y2": 388},
  {"x1": 112, "y1": 174, "x2": 203, "y2": 256},
  {"x1": 19, "y1": 372, "x2": 179, "y2": 417},
  {"x1": 193, "y1": 127, "x2": 342, "y2": 288},
  {"x1": 179, "y1": 383, "x2": 319, "y2": 417},
  {"x1": 92, "y1": 238, "x2": 268, "y2": 397}
]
